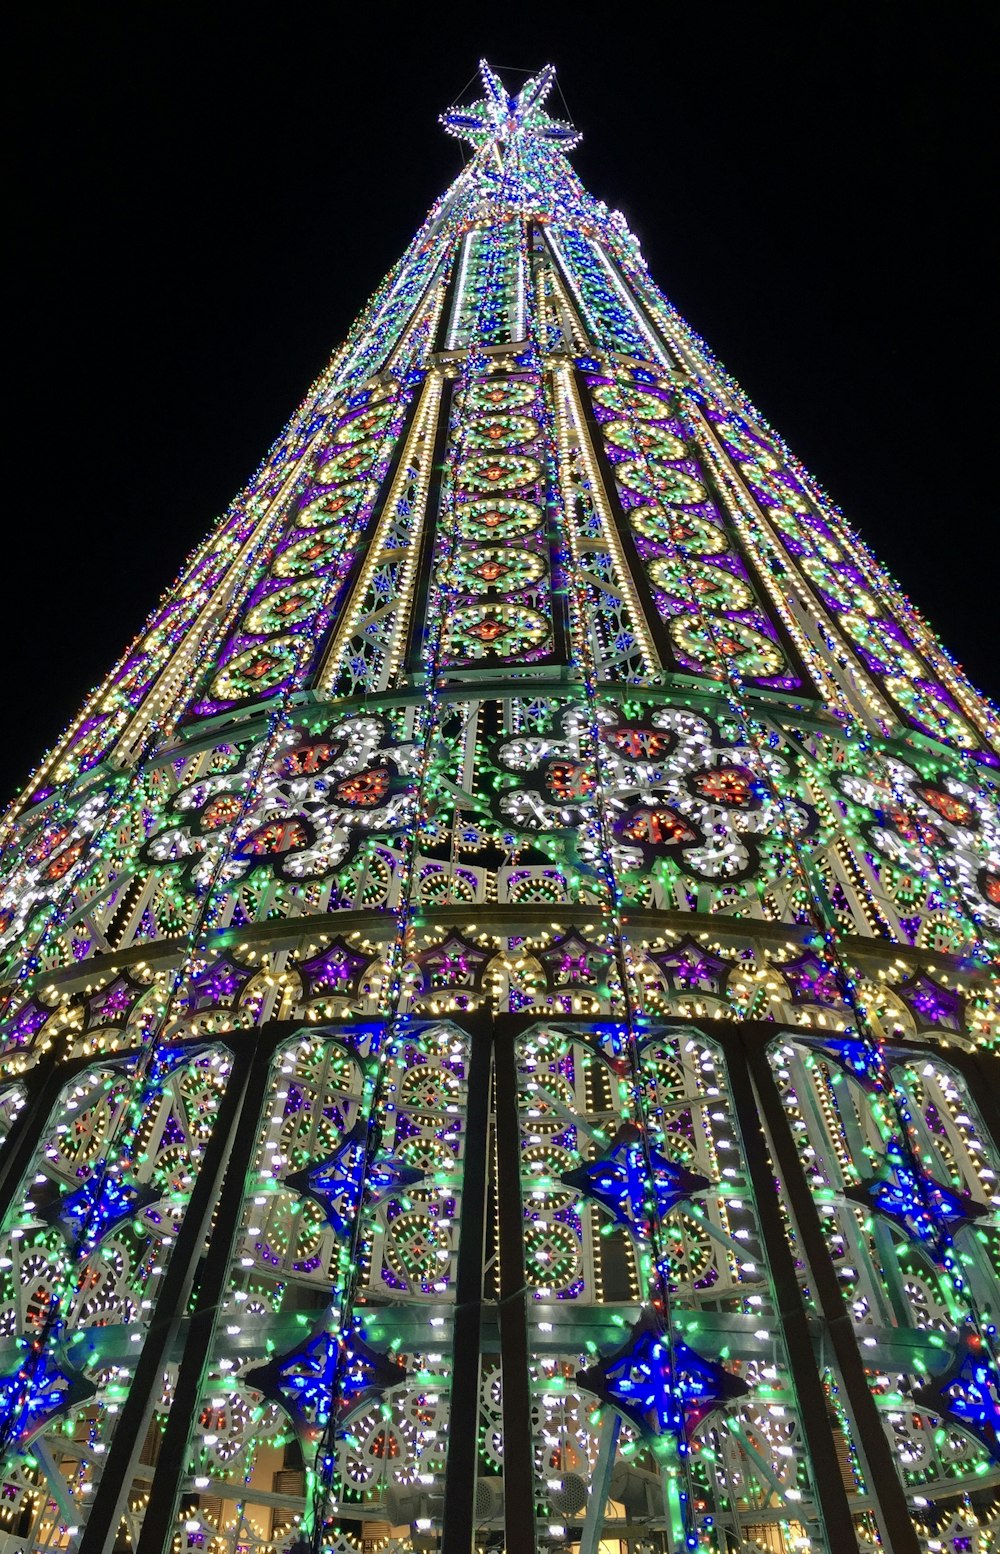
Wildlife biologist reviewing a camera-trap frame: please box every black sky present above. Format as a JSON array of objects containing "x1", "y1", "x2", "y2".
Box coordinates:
[{"x1": 7, "y1": 2, "x2": 998, "y2": 803}]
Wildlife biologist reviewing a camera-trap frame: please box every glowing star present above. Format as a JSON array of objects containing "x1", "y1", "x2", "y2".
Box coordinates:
[
  {"x1": 800, "y1": 1034, "x2": 886, "y2": 1093},
  {"x1": 780, "y1": 950, "x2": 846, "y2": 1009},
  {"x1": 649, "y1": 937, "x2": 730, "y2": 996},
  {"x1": 577, "y1": 1309, "x2": 749, "y2": 1438},
  {"x1": 561, "y1": 1122, "x2": 711, "y2": 1233},
  {"x1": 284, "y1": 1124, "x2": 424, "y2": 1240},
  {"x1": 414, "y1": 932, "x2": 491, "y2": 997},
  {"x1": 185, "y1": 954, "x2": 253, "y2": 1011},
  {"x1": 441, "y1": 61, "x2": 581, "y2": 152},
  {"x1": 297, "y1": 937, "x2": 370, "y2": 1002},
  {"x1": 0, "y1": 1344, "x2": 96, "y2": 1450},
  {"x1": 911, "y1": 1337, "x2": 1000, "y2": 1460},
  {"x1": 38, "y1": 1163, "x2": 160, "y2": 1251},
  {"x1": 246, "y1": 1323, "x2": 407, "y2": 1431},
  {"x1": 896, "y1": 970, "x2": 964, "y2": 1030},
  {"x1": 844, "y1": 1139, "x2": 987, "y2": 1249},
  {"x1": 539, "y1": 929, "x2": 612, "y2": 990},
  {"x1": 82, "y1": 969, "x2": 146, "y2": 1031}
]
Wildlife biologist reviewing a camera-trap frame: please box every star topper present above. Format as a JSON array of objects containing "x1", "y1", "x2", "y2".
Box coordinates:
[{"x1": 441, "y1": 61, "x2": 581, "y2": 152}]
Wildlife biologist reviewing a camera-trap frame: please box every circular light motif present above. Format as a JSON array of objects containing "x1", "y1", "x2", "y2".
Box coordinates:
[
  {"x1": 383, "y1": 1210, "x2": 448, "y2": 1292},
  {"x1": 42, "y1": 840, "x2": 85, "y2": 882},
  {"x1": 767, "y1": 506, "x2": 844, "y2": 561},
  {"x1": 244, "y1": 578, "x2": 326, "y2": 634},
  {"x1": 669, "y1": 617, "x2": 786, "y2": 679},
  {"x1": 523, "y1": 1218, "x2": 581, "y2": 1292},
  {"x1": 25, "y1": 823, "x2": 72, "y2": 867},
  {"x1": 200, "y1": 793, "x2": 242, "y2": 831},
  {"x1": 335, "y1": 402, "x2": 394, "y2": 444},
  {"x1": 494, "y1": 705, "x2": 813, "y2": 887},
  {"x1": 644, "y1": 1046, "x2": 701, "y2": 1105},
  {"x1": 522, "y1": 1071, "x2": 575, "y2": 1134},
  {"x1": 617, "y1": 462, "x2": 706, "y2": 505},
  {"x1": 361, "y1": 852, "x2": 393, "y2": 906},
  {"x1": 838, "y1": 756, "x2": 998, "y2": 928},
  {"x1": 754, "y1": 471, "x2": 812, "y2": 514},
  {"x1": 884, "y1": 679, "x2": 979, "y2": 748},
  {"x1": 395, "y1": 1135, "x2": 458, "y2": 1183},
  {"x1": 543, "y1": 759, "x2": 596, "y2": 804},
  {"x1": 466, "y1": 378, "x2": 535, "y2": 412},
  {"x1": 296, "y1": 481, "x2": 367, "y2": 528},
  {"x1": 615, "y1": 804, "x2": 698, "y2": 849},
  {"x1": 52, "y1": 718, "x2": 111, "y2": 779},
  {"x1": 464, "y1": 413, "x2": 539, "y2": 448},
  {"x1": 630, "y1": 506, "x2": 726, "y2": 552},
  {"x1": 842, "y1": 620, "x2": 929, "y2": 686},
  {"x1": 273, "y1": 533, "x2": 339, "y2": 577},
  {"x1": 235, "y1": 817, "x2": 315, "y2": 861},
  {"x1": 455, "y1": 546, "x2": 545, "y2": 594},
  {"x1": 332, "y1": 767, "x2": 393, "y2": 808},
  {"x1": 916, "y1": 784, "x2": 977, "y2": 829},
  {"x1": 508, "y1": 872, "x2": 567, "y2": 904},
  {"x1": 274, "y1": 737, "x2": 339, "y2": 779},
  {"x1": 689, "y1": 765, "x2": 760, "y2": 809},
  {"x1": 419, "y1": 868, "x2": 477, "y2": 904},
  {"x1": 316, "y1": 439, "x2": 380, "y2": 482},
  {"x1": 719, "y1": 419, "x2": 781, "y2": 470},
  {"x1": 668, "y1": 1213, "x2": 715, "y2": 1286},
  {"x1": 648, "y1": 557, "x2": 753, "y2": 611},
  {"x1": 602, "y1": 420, "x2": 686, "y2": 461},
  {"x1": 456, "y1": 498, "x2": 544, "y2": 541},
  {"x1": 399, "y1": 1062, "x2": 462, "y2": 1121},
  {"x1": 802, "y1": 557, "x2": 877, "y2": 615},
  {"x1": 592, "y1": 383, "x2": 674, "y2": 420},
  {"x1": 605, "y1": 724, "x2": 675, "y2": 760},
  {"x1": 881, "y1": 804, "x2": 946, "y2": 850},
  {"x1": 209, "y1": 636, "x2": 299, "y2": 700},
  {"x1": 448, "y1": 604, "x2": 549, "y2": 658},
  {"x1": 458, "y1": 453, "x2": 543, "y2": 493},
  {"x1": 518, "y1": 1029, "x2": 566, "y2": 1065},
  {"x1": 521, "y1": 1144, "x2": 576, "y2": 1209}
]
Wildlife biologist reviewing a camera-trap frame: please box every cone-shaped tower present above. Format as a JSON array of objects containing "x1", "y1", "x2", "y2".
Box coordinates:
[{"x1": 1, "y1": 61, "x2": 999, "y2": 1554}]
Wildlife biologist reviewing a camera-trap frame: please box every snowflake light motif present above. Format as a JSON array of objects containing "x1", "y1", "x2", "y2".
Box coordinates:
[
  {"x1": 144, "y1": 716, "x2": 417, "y2": 889},
  {"x1": 494, "y1": 705, "x2": 814, "y2": 882}
]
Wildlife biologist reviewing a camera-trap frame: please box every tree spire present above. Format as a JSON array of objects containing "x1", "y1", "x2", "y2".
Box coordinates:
[{"x1": 440, "y1": 58, "x2": 581, "y2": 151}]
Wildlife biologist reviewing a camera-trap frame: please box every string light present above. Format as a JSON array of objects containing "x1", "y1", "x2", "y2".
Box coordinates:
[{"x1": 0, "y1": 56, "x2": 998, "y2": 1554}]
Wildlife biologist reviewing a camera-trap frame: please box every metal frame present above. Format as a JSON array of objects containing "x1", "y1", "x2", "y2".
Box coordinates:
[{"x1": 1, "y1": 1013, "x2": 998, "y2": 1552}]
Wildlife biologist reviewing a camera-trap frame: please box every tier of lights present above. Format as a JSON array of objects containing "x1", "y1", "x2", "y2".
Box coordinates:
[{"x1": 0, "y1": 60, "x2": 999, "y2": 1554}]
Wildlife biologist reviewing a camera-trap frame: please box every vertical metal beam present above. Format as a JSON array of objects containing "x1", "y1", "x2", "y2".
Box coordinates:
[
  {"x1": 129, "y1": 1030, "x2": 276, "y2": 1554},
  {"x1": 493, "y1": 1020, "x2": 537, "y2": 1552},
  {"x1": 693, "y1": 423, "x2": 818, "y2": 693},
  {"x1": 744, "y1": 1034, "x2": 922, "y2": 1554},
  {"x1": 954, "y1": 1048, "x2": 1000, "y2": 1161},
  {"x1": 404, "y1": 376, "x2": 454, "y2": 677},
  {"x1": 440, "y1": 1023, "x2": 492, "y2": 1554},
  {"x1": 724, "y1": 1034, "x2": 862, "y2": 1553},
  {"x1": 431, "y1": 235, "x2": 465, "y2": 354},
  {"x1": 577, "y1": 1413, "x2": 620, "y2": 1554},
  {"x1": 77, "y1": 1034, "x2": 257, "y2": 1554},
  {"x1": 0, "y1": 1056, "x2": 60, "y2": 1223},
  {"x1": 569, "y1": 366, "x2": 677, "y2": 674}
]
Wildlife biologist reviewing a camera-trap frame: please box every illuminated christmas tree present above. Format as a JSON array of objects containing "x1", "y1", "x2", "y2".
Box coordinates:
[{"x1": 1, "y1": 59, "x2": 1000, "y2": 1554}]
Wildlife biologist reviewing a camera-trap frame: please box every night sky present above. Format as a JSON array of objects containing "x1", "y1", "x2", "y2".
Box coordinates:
[{"x1": 7, "y1": 3, "x2": 998, "y2": 803}]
